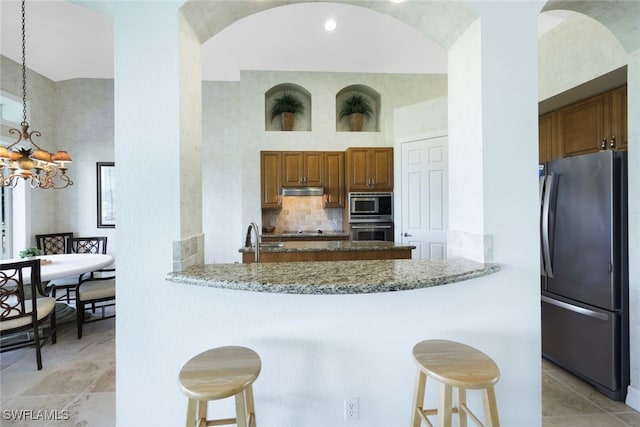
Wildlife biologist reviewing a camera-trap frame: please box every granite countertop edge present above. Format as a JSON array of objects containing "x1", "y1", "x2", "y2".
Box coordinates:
[
  {"x1": 238, "y1": 244, "x2": 415, "y2": 253},
  {"x1": 263, "y1": 232, "x2": 350, "y2": 238},
  {"x1": 166, "y1": 258, "x2": 500, "y2": 295}
]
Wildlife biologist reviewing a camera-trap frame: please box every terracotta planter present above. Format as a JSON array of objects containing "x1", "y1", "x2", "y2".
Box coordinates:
[
  {"x1": 348, "y1": 113, "x2": 364, "y2": 131},
  {"x1": 280, "y1": 112, "x2": 295, "y2": 131}
]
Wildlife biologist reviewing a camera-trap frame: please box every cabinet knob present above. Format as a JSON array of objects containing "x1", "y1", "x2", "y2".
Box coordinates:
[
  {"x1": 610, "y1": 136, "x2": 616, "y2": 149},
  {"x1": 403, "y1": 232, "x2": 412, "y2": 237}
]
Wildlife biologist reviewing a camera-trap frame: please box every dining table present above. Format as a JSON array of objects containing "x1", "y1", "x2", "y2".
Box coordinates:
[{"x1": 1, "y1": 253, "x2": 114, "y2": 323}]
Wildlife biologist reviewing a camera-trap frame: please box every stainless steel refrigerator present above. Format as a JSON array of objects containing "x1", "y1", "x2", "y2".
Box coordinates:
[{"x1": 540, "y1": 150, "x2": 629, "y2": 401}]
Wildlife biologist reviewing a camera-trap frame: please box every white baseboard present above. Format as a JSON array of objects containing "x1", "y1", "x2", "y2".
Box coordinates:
[{"x1": 626, "y1": 385, "x2": 640, "y2": 411}]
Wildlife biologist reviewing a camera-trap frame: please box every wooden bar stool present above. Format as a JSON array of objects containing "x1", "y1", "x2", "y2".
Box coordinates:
[
  {"x1": 178, "y1": 346, "x2": 261, "y2": 427},
  {"x1": 411, "y1": 339, "x2": 500, "y2": 427}
]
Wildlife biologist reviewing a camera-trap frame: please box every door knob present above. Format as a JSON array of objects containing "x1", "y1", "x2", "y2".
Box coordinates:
[{"x1": 403, "y1": 232, "x2": 412, "y2": 237}]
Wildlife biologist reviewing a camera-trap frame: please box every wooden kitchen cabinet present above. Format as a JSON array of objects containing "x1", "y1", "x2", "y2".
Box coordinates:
[
  {"x1": 547, "y1": 85, "x2": 627, "y2": 160},
  {"x1": 556, "y1": 92, "x2": 609, "y2": 158},
  {"x1": 323, "y1": 151, "x2": 345, "y2": 208},
  {"x1": 538, "y1": 112, "x2": 556, "y2": 163},
  {"x1": 261, "y1": 151, "x2": 282, "y2": 209},
  {"x1": 346, "y1": 147, "x2": 393, "y2": 191},
  {"x1": 610, "y1": 85, "x2": 627, "y2": 151},
  {"x1": 281, "y1": 151, "x2": 323, "y2": 187}
]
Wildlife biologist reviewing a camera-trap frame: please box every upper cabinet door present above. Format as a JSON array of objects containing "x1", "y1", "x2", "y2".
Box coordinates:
[
  {"x1": 538, "y1": 112, "x2": 555, "y2": 163},
  {"x1": 557, "y1": 92, "x2": 610, "y2": 158},
  {"x1": 281, "y1": 151, "x2": 324, "y2": 187},
  {"x1": 261, "y1": 151, "x2": 282, "y2": 209},
  {"x1": 281, "y1": 152, "x2": 304, "y2": 186},
  {"x1": 324, "y1": 152, "x2": 345, "y2": 208},
  {"x1": 303, "y1": 152, "x2": 324, "y2": 187},
  {"x1": 370, "y1": 148, "x2": 393, "y2": 191},
  {"x1": 610, "y1": 85, "x2": 627, "y2": 151},
  {"x1": 346, "y1": 147, "x2": 393, "y2": 191},
  {"x1": 346, "y1": 148, "x2": 370, "y2": 190}
]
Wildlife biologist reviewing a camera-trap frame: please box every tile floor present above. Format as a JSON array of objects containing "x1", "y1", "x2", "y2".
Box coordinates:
[
  {"x1": 1, "y1": 310, "x2": 115, "y2": 427},
  {"x1": 2, "y1": 313, "x2": 639, "y2": 427},
  {"x1": 542, "y1": 358, "x2": 640, "y2": 426}
]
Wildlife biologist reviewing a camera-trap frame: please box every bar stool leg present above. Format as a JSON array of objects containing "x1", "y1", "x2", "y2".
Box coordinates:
[
  {"x1": 235, "y1": 391, "x2": 249, "y2": 427},
  {"x1": 482, "y1": 387, "x2": 500, "y2": 427},
  {"x1": 185, "y1": 399, "x2": 196, "y2": 427},
  {"x1": 457, "y1": 388, "x2": 467, "y2": 427},
  {"x1": 411, "y1": 370, "x2": 427, "y2": 427},
  {"x1": 197, "y1": 400, "x2": 207, "y2": 427},
  {"x1": 245, "y1": 384, "x2": 257, "y2": 427},
  {"x1": 438, "y1": 383, "x2": 452, "y2": 427}
]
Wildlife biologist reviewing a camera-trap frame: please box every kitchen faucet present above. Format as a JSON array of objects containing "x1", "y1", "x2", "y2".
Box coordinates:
[{"x1": 246, "y1": 222, "x2": 261, "y2": 263}]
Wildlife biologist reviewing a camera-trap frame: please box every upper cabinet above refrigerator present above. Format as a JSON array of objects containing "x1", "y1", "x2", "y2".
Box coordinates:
[{"x1": 539, "y1": 84, "x2": 627, "y2": 163}]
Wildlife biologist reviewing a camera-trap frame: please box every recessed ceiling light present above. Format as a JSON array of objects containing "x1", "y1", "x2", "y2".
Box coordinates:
[
  {"x1": 391, "y1": 0, "x2": 405, "y2": 3},
  {"x1": 324, "y1": 19, "x2": 337, "y2": 32}
]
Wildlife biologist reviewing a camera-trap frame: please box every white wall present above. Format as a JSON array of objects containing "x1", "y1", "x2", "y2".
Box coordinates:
[
  {"x1": 113, "y1": 2, "x2": 183, "y2": 425},
  {"x1": 624, "y1": 48, "x2": 640, "y2": 410}
]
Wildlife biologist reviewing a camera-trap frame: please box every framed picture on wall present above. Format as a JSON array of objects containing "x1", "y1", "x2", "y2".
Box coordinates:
[{"x1": 97, "y1": 162, "x2": 115, "y2": 228}]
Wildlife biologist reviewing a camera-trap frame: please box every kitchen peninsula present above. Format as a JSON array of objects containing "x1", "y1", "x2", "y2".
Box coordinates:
[
  {"x1": 166, "y1": 258, "x2": 499, "y2": 294},
  {"x1": 239, "y1": 240, "x2": 414, "y2": 263}
]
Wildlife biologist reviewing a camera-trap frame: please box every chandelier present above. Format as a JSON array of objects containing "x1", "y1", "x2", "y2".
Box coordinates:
[{"x1": 0, "y1": 0, "x2": 73, "y2": 189}]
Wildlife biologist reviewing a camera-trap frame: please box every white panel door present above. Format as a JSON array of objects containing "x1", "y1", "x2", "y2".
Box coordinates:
[{"x1": 400, "y1": 137, "x2": 448, "y2": 259}]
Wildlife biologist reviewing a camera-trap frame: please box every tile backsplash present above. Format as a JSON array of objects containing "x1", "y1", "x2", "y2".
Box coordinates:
[{"x1": 262, "y1": 196, "x2": 343, "y2": 233}]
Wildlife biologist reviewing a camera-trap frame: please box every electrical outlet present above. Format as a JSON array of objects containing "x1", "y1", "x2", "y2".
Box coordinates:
[{"x1": 344, "y1": 397, "x2": 359, "y2": 421}]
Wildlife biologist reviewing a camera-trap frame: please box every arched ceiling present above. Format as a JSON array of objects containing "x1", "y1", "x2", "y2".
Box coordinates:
[
  {"x1": 543, "y1": 0, "x2": 640, "y2": 52},
  {"x1": 198, "y1": 2, "x2": 450, "y2": 81},
  {"x1": 1, "y1": 0, "x2": 637, "y2": 82},
  {"x1": 180, "y1": 0, "x2": 477, "y2": 49}
]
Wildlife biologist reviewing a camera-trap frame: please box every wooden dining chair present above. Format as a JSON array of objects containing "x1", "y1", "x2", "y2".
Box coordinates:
[
  {"x1": 35, "y1": 232, "x2": 73, "y2": 255},
  {"x1": 68, "y1": 236, "x2": 108, "y2": 255},
  {"x1": 49, "y1": 236, "x2": 109, "y2": 303},
  {"x1": 1, "y1": 259, "x2": 57, "y2": 370},
  {"x1": 75, "y1": 269, "x2": 115, "y2": 339}
]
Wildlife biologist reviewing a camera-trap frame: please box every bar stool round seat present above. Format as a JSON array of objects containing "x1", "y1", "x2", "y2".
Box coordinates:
[
  {"x1": 411, "y1": 339, "x2": 500, "y2": 427},
  {"x1": 178, "y1": 346, "x2": 261, "y2": 427}
]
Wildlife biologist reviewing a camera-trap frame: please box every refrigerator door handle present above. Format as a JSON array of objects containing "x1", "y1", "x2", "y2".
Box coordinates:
[
  {"x1": 541, "y1": 295, "x2": 609, "y2": 321},
  {"x1": 539, "y1": 174, "x2": 546, "y2": 275},
  {"x1": 542, "y1": 173, "x2": 556, "y2": 278}
]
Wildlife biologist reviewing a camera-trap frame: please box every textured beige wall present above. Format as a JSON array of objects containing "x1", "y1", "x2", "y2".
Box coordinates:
[
  {"x1": 1, "y1": 56, "x2": 114, "y2": 254},
  {"x1": 538, "y1": 13, "x2": 627, "y2": 100}
]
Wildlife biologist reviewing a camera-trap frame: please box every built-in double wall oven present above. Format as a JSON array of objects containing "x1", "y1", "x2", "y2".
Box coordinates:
[{"x1": 348, "y1": 192, "x2": 394, "y2": 241}]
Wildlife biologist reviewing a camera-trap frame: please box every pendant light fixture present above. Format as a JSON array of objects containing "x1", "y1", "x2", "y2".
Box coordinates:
[{"x1": 0, "y1": 0, "x2": 73, "y2": 189}]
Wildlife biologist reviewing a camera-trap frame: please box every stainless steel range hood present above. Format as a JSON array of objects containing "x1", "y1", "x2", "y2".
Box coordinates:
[{"x1": 281, "y1": 186, "x2": 324, "y2": 196}]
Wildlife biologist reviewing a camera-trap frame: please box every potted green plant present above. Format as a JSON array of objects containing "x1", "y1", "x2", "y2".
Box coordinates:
[
  {"x1": 19, "y1": 247, "x2": 43, "y2": 258},
  {"x1": 270, "y1": 92, "x2": 305, "y2": 131},
  {"x1": 339, "y1": 94, "x2": 374, "y2": 131}
]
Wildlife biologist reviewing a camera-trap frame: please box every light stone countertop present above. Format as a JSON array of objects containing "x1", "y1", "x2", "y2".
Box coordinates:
[
  {"x1": 166, "y1": 258, "x2": 500, "y2": 295},
  {"x1": 238, "y1": 240, "x2": 415, "y2": 253}
]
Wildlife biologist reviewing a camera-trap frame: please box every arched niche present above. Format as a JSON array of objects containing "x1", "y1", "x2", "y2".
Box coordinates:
[
  {"x1": 265, "y1": 83, "x2": 311, "y2": 132},
  {"x1": 336, "y1": 84, "x2": 380, "y2": 132}
]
